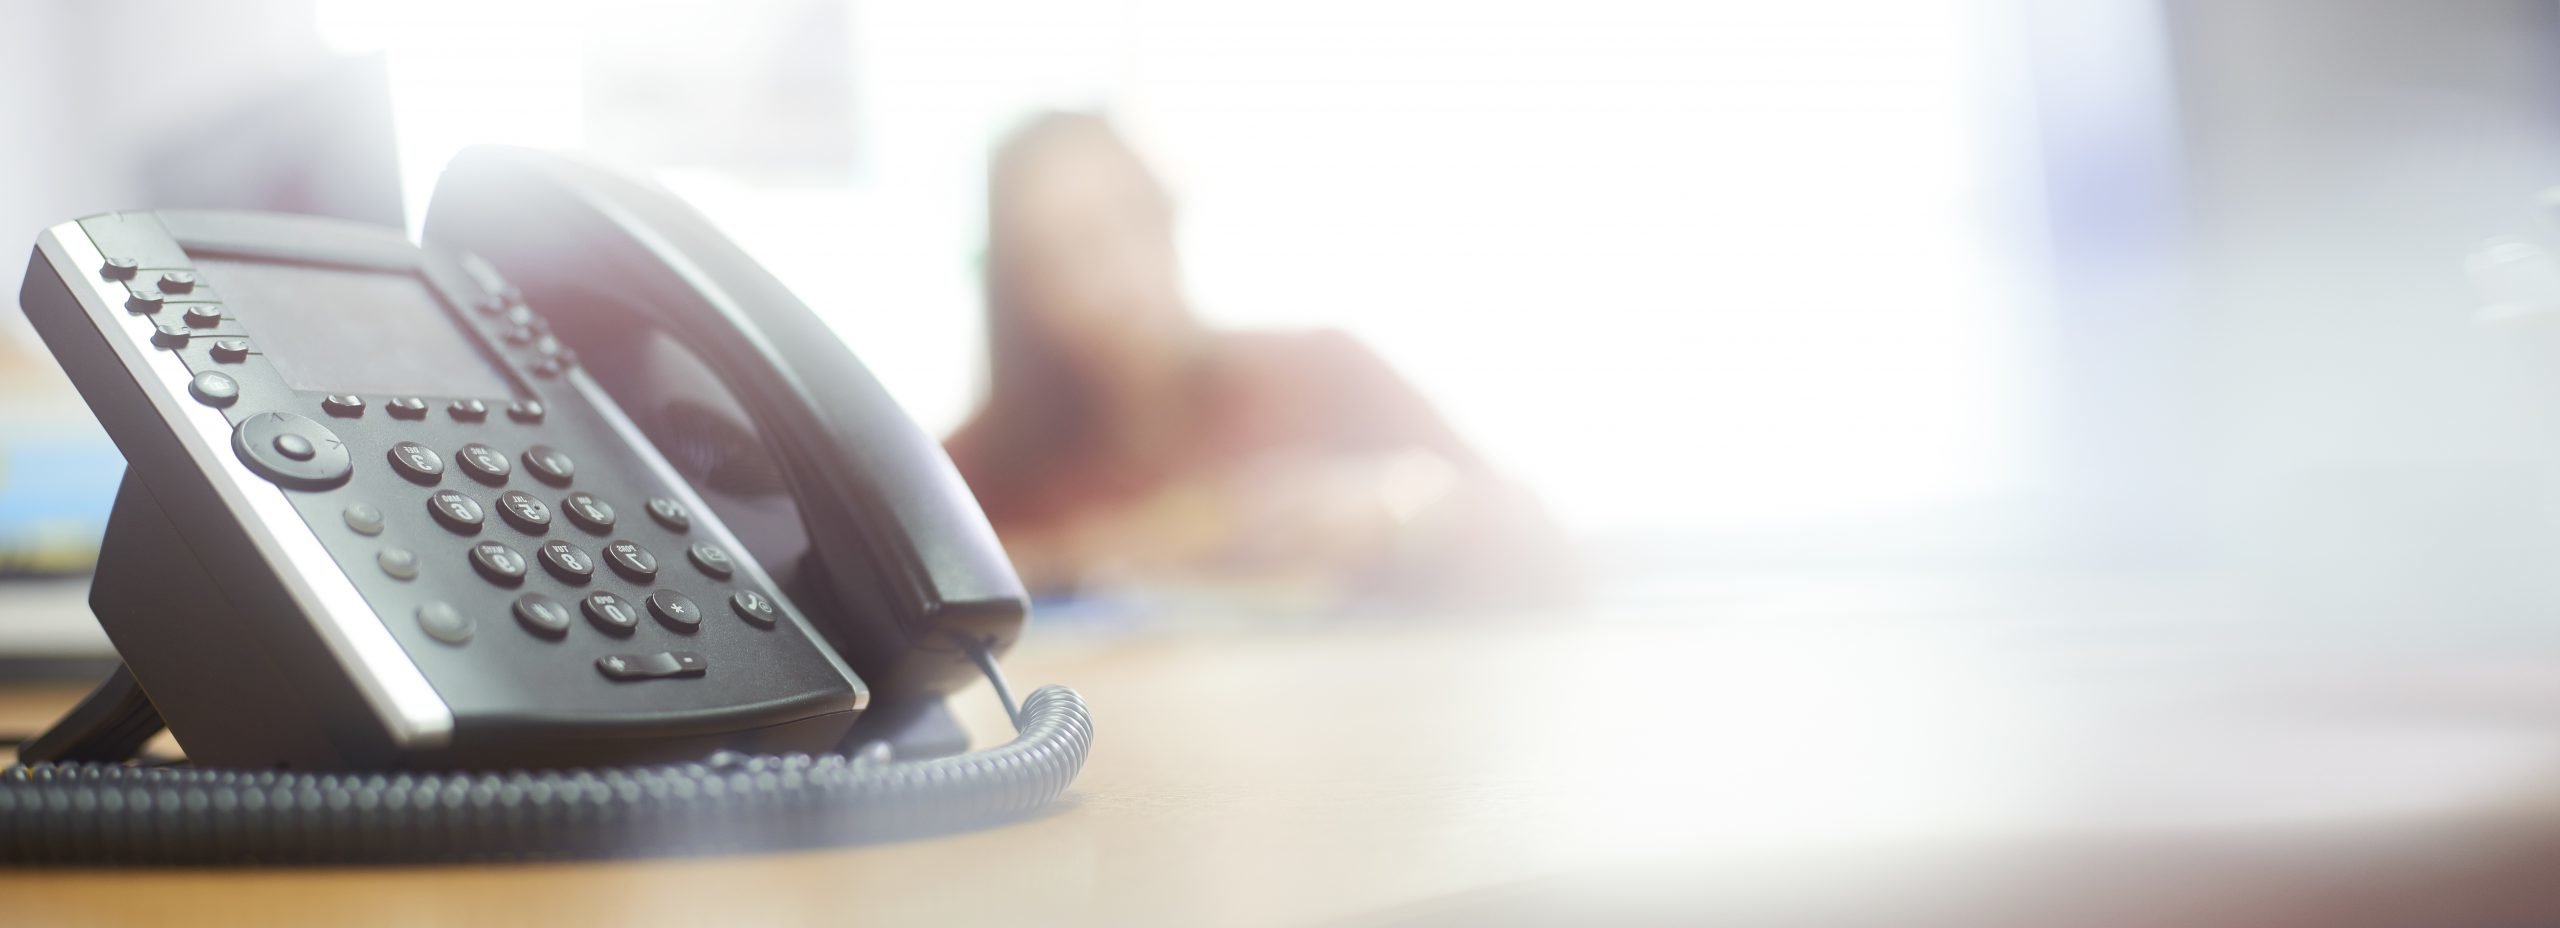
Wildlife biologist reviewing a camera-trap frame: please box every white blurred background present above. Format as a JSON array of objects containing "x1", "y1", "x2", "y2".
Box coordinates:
[{"x1": 9, "y1": 0, "x2": 2560, "y2": 621}]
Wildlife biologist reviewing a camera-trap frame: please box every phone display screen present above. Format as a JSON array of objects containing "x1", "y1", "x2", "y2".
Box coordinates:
[{"x1": 195, "y1": 255, "x2": 515, "y2": 399}]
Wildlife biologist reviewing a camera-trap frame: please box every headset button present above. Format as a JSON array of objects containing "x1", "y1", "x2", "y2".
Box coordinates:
[{"x1": 730, "y1": 589, "x2": 780, "y2": 628}]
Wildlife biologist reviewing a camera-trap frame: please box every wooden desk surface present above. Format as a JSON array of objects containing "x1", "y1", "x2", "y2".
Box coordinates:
[{"x1": 13, "y1": 582, "x2": 2560, "y2": 926}]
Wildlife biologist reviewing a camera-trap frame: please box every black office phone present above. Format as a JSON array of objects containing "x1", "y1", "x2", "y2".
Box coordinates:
[{"x1": 0, "y1": 148, "x2": 1091, "y2": 863}]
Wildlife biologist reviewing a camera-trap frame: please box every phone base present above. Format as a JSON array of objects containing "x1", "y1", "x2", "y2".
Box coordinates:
[{"x1": 844, "y1": 695, "x2": 971, "y2": 760}]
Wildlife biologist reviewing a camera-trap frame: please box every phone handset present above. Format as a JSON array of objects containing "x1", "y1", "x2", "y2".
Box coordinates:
[{"x1": 423, "y1": 146, "x2": 1028, "y2": 699}]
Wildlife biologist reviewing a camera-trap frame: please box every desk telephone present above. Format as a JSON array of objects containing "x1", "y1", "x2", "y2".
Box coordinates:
[{"x1": 0, "y1": 147, "x2": 1092, "y2": 863}]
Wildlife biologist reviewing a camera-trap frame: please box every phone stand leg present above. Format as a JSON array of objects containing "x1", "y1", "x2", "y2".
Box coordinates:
[{"x1": 18, "y1": 663, "x2": 163, "y2": 765}]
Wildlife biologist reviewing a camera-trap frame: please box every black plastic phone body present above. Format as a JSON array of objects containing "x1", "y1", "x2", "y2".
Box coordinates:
[{"x1": 17, "y1": 210, "x2": 874, "y2": 769}]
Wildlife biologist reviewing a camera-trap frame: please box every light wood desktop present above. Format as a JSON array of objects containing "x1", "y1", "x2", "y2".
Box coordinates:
[{"x1": 10, "y1": 580, "x2": 2560, "y2": 926}]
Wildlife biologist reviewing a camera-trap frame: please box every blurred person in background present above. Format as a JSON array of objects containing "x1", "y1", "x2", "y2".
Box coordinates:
[{"x1": 946, "y1": 112, "x2": 1572, "y2": 608}]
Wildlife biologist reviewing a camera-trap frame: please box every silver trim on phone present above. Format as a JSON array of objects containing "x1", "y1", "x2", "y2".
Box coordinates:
[{"x1": 44, "y1": 221, "x2": 456, "y2": 748}]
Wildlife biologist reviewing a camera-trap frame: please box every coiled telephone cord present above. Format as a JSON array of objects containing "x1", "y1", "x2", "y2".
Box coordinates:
[{"x1": 0, "y1": 651, "x2": 1090, "y2": 864}]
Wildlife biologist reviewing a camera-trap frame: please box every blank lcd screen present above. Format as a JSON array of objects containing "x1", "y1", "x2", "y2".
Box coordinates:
[{"x1": 194, "y1": 256, "x2": 513, "y2": 399}]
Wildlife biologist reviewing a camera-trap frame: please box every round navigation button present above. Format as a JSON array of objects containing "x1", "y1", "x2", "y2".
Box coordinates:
[
  {"x1": 387, "y1": 441, "x2": 444, "y2": 484},
  {"x1": 99, "y1": 256, "x2": 139, "y2": 280},
  {"x1": 686, "y1": 542, "x2": 735, "y2": 580},
  {"x1": 522, "y1": 445, "x2": 574, "y2": 486},
  {"x1": 378, "y1": 547, "x2": 420, "y2": 580},
  {"x1": 343, "y1": 503, "x2": 385, "y2": 536},
  {"x1": 416, "y1": 602, "x2": 472, "y2": 645},
  {"x1": 730, "y1": 589, "x2": 780, "y2": 628},
  {"x1": 537, "y1": 538, "x2": 594, "y2": 583},
  {"x1": 561, "y1": 491, "x2": 615, "y2": 533},
  {"x1": 323, "y1": 394, "x2": 365, "y2": 417},
  {"x1": 182, "y1": 305, "x2": 223, "y2": 327},
  {"x1": 647, "y1": 590, "x2": 702, "y2": 633},
  {"x1": 496, "y1": 490, "x2": 550, "y2": 532},
  {"x1": 457, "y1": 442, "x2": 511, "y2": 484},
  {"x1": 157, "y1": 270, "x2": 196, "y2": 293},
  {"x1": 272, "y1": 433, "x2": 315, "y2": 461},
  {"x1": 513, "y1": 593, "x2": 572, "y2": 640},
  {"x1": 427, "y1": 489, "x2": 485, "y2": 533},
  {"x1": 603, "y1": 540, "x2": 657, "y2": 581},
  {"x1": 581, "y1": 591, "x2": 640, "y2": 636},
  {"x1": 210, "y1": 338, "x2": 251, "y2": 363},
  {"x1": 469, "y1": 540, "x2": 528, "y2": 585},
  {"x1": 231, "y1": 413, "x2": 352, "y2": 490},
  {"x1": 645, "y1": 497, "x2": 691, "y2": 532},
  {"x1": 188, "y1": 370, "x2": 238, "y2": 407}
]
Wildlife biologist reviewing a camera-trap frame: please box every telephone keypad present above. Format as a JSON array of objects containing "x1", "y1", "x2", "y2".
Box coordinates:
[
  {"x1": 522, "y1": 445, "x2": 574, "y2": 485},
  {"x1": 538, "y1": 539, "x2": 594, "y2": 582},
  {"x1": 469, "y1": 540, "x2": 529, "y2": 585},
  {"x1": 646, "y1": 590, "x2": 702, "y2": 633},
  {"x1": 496, "y1": 490, "x2": 550, "y2": 532},
  {"x1": 388, "y1": 441, "x2": 443, "y2": 483},
  {"x1": 561, "y1": 491, "x2": 614, "y2": 532},
  {"x1": 581, "y1": 591, "x2": 641, "y2": 635},
  {"x1": 603, "y1": 540, "x2": 656, "y2": 581},
  {"x1": 427, "y1": 489, "x2": 484, "y2": 533},
  {"x1": 457, "y1": 442, "x2": 511, "y2": 484},
  {"x1": 513, "y1": 593, "x2": 572, "y2": 639}
]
